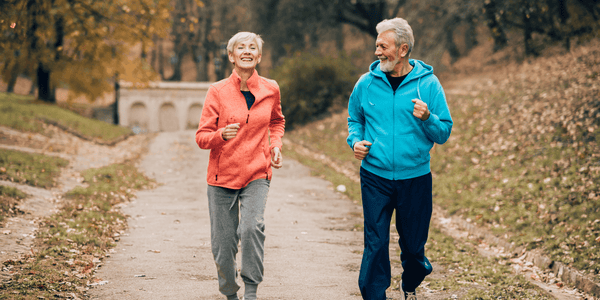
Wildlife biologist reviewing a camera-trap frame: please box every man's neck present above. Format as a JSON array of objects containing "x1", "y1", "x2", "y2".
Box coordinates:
[{"x1": 389, "y1": 59, "x2": 412, "y2": 77}]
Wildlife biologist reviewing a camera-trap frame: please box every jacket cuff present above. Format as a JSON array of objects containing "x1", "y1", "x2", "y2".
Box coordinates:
[
  {"x1": 350, "y1": 138, "x2": 361, "y2": 150},
  {"x1": 270, "y1": 142, "x2": 282, "y2": 152}
]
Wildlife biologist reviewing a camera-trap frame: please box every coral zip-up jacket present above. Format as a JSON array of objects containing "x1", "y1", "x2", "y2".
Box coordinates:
[{"x1": 195, "y1": 69, "x2": 285, "y2": 189}]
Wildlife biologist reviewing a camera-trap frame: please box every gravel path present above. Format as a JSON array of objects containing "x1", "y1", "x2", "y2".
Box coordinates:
[{"x1": 88, "y1": 130, "x2": 366, "y2": 299}]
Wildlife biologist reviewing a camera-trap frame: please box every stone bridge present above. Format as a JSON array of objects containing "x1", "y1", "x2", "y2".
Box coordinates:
[{"x1": 118, "y1": 81, "x2": 212, "y2": 133}]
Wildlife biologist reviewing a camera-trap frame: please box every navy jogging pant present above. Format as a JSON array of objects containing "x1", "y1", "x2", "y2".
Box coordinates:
[{"x1": 358, "y1": 167, "x2": 433, "y2": 300}]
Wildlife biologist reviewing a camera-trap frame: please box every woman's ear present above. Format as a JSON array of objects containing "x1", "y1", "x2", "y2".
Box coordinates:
[{"x1": 228, "y1": 52, "x2": 235, "y2": 64}]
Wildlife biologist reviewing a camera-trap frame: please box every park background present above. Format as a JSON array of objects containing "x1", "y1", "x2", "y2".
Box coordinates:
[{"x1": 1, "y1": 0, "x2": 600, "y2": 299}]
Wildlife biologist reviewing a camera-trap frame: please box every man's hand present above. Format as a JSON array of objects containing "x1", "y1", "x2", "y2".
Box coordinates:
[
  {"x1": 222, "y1": 123, "x2": 240, "y2": 140},
  {"x1": 353, "y1": 140, "x2": 372, "y2": 160},
  {"x1": 271, "y1": 147, "x2": 283, "y2": 169},
  {"x1": 412, "y1": 99, "x2": 430, "y2": 121}
]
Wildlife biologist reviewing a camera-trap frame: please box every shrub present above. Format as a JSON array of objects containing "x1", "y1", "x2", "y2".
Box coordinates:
[{"x1": 271, "y1": 52, "x2": 360, "y2": 129}]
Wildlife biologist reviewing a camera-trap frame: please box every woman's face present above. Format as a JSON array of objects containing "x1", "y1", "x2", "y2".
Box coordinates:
[{"x1": 228, "y1": 39, "x2": 262, "y2": 71}]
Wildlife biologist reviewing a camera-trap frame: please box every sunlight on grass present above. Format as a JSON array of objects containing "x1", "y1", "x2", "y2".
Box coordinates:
[
  {"x1": 431, "y1": 47, "x2": 600, "y2": 275},
  {"x1": 0, "y1": 185, "x2": 27, "y2": 224},
  {"x1": 0, "y1": 92, "x2": 131, "y2": 143},
  {"x1": 412, "y1": 227, "x2": 552, "y2": 299},
  {"x1": 0, "y1": 162, "x2": 156, "y2": 298},
  {"x1": 0, "y1": 149, "x2": 69, "y2": 188},
  {"x1": 284, "y1": 42, "x2": 600, "y2": 291}
]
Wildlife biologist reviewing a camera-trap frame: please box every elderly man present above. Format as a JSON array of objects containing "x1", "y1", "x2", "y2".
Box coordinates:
[{"x1": 347, "y1": 18, "x2": 453, "y2": 300}]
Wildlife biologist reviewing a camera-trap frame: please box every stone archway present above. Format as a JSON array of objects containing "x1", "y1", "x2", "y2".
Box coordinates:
[
  {"x1": 187, "y1": 103, "x2": 203, "y2": 130},
  {"x1": 129, "y1": 102, "x2": 149, "y2": 133},
  {"x1": 118, "y1": 81, "x2": 211, "y2": 132},
  {"x1": 159, "y1": 103, "x2": 179, "y2": 132}
]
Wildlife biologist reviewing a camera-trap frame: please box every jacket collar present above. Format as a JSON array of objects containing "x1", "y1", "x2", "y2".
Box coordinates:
[{"x1": 230, "y1": 69, "x2": 261, "y2": 92}]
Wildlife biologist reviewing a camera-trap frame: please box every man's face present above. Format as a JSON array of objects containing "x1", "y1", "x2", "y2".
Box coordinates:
[{"x1": 375, "y1": 30, "x2": 400, "y2": 73}]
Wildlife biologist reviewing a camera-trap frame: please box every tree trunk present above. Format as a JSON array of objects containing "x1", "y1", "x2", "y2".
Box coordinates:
[
  {"x1": 335, "y1": 24, "x2": 345, "y2": 51},
  {"x1": 192, "y1": 45, "x2": 209, "y2": 82},
  {"x1": 6, "y1": 62, "x2": 19, "y2": 93},
  {"x1": 158, "y1": 39, "x2": 165, "y2": 80},
  {"x1": 37, "y1": 64, "x2": 55, "y2": 103},
  {"x1": 445, "y1": 18, "x2": 461, "y2": 62},
  {"x1": 113, "y1": 76, "x2": 120, "y2": 125},
  {"x1": 464, "y1": 16, "x2": 478, "y2": 53},
  {"x1": 557, "y1": 0, "x2": 570, "y2": 50},
  {"x1": 29, "y1": 76, "x2": 36, "y2": 95},
  {"x1": 168, "y1": 31, "x2": 185, "y2": 81},
  {"x1": 484, "y1": 0, "x2": 508, "y2": 51},
  {"x1": 523, "y1": 11, "x2": 535, "y2": 56},
  {"x1": 169, "y1": 51, "x2": 184, "y2": 81}
]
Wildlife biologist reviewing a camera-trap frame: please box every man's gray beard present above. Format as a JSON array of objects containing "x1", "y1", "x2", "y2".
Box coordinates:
[{"x1": 379, "y1": 58, "x2": 398, "y2": 72}]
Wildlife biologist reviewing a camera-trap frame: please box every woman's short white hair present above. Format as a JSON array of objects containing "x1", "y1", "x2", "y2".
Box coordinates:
[
  {"x1": 376, "y1": 18, "x2": 414, "y2": 56},
  {"x1": 227, "y1": 32, "x2": 264, "y2": 55}
]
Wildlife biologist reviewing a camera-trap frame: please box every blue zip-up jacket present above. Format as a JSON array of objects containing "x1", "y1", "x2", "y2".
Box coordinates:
[{"x1": 347, "y1": 59, "x2": 453, "y2": 180}]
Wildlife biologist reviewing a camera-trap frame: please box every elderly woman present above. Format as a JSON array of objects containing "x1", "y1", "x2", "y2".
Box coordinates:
[{"x1": 195, "y1": 32, "x2": 285, "y2": 300}]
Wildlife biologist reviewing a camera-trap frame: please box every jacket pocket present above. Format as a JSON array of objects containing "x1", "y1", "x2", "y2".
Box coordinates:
[
  {"x1": 393, "y1": 135, "x2": 426, "y2": 168},
  {"x1": 365, "y1": 136, "x2": 392, "y2": 171}
]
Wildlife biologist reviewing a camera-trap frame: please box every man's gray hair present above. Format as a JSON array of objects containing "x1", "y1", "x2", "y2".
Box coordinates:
[
  {"x1": 227, "y1": 32, "x2": 264, "y2": 55},
  {"x1": 376, "y1": 18, "x2": 414, "y2": 56}
]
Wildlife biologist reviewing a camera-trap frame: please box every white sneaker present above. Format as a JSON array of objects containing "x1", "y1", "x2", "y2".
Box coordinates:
[{"x1": 404, "y1": 291, "x2": 418, "y2": 300}]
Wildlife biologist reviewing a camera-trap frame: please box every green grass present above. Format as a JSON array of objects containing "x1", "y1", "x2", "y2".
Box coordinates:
[
  {"x1": 284, "y1": 43, "x2": 600, "y2": 278},
  {"x1": 415, "y1": 227, "x2": 551, "y2": 299},
  {"x1": 0, "y1": 149, "x2": 69, "y2": 188},
  {"x1": 0, "y1": 161, "x2": 156, "y2": 299},
  {"x1": 430, "y1": 53, "x2": 600, "y2": 275},
  {"x1": 284, "y1": 134, "x2": 553, "y2": 298},
  {"x1": 283, "y1": 41, "x2": 600, "y2": 296},
  {"x1": 0, "y1": 92, "x2": 131, "y2": 143},
  {"x1": 0, "y1": 185, "x2": 27, "y2": 224}
]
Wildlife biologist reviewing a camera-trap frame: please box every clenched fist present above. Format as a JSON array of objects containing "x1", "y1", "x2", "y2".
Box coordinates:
[
  {"x1": 222, "y1": 123, "x2": 240, "y2": 140},
  {"x1": 412, "y1": 99, "x2": 430, "y2": 121}
]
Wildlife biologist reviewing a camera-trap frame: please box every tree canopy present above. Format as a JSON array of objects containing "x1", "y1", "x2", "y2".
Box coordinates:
[
  {"x1": 0, "y1": 0, "x2": 171, "y2": 103},
  {"x1": 1, "y1": 0, "x2": 599, "y2": 105}
]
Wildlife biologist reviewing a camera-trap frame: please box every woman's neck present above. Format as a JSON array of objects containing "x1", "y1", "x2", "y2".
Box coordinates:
[{"x1": 236, "y1": 67, "x2": 253, "y2": 91}]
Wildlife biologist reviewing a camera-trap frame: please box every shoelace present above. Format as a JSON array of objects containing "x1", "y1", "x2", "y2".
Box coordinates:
[{"x1": 405, "y1": 291, "x2": 417, "y2": 300}]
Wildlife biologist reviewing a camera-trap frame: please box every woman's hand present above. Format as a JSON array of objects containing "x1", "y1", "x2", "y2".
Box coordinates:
[
  {"x1": 271, "y1": 147, "x2": 283, "y2": 169},
  {"x1": 222, "y1": 123, "x2": 240, "y2": 140}
]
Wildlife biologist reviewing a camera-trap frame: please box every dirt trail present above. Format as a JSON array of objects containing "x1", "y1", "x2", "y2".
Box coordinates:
[
  {"x1": 88, "y1": 130, "x2": 366, "y2": 300},
  {"x1": 0, "y1": 125, "x2": 147, "y2": 266},
  {"x1": 1, "y1": 120, "x2": 588, "y2": 299}
]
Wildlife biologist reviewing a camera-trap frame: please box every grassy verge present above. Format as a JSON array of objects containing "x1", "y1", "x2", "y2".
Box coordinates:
[
  {"x1": 431, "y1": 43, "x2": 600, "y2": 276},
  {"x1": 0, "y1": 149, "x2": 69, "y2": 188},
  {"x1": 0, "y1": 92, "x2": 131, "y2": 143},
  {"x1": 284, "y1": 42, "x2": 600, "y2": 279},
  {"x1": 284, "y1": 133, "x2": 550, "y2": 298},
  {"x1": 416, "y1": 227, "x2": 551, "y2": 299},
  {"x1": 0, "y1": 161, "x2": 156, "y2": 299},
  {"x1": 0, "y1": 186, "x2": 27, "y2": 224},
  {"x1": 283, "y1": 41, "x2": 600, "y2": 297}
]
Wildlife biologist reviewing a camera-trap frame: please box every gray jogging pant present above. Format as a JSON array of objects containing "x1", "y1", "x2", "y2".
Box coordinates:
[{"x1": 207, "y1": 179, "x2": 270, "y2": 297}]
